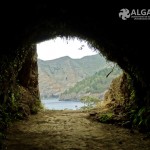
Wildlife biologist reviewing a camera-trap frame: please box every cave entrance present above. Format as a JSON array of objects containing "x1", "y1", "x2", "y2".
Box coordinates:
[{"x1": 36, "y1": 36, "x2": 122, "y2": 110}]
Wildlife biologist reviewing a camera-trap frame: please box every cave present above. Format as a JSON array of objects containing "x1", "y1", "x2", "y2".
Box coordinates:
[{"x1": 0, "y1": 3, "x2": 150, "y2": 134}]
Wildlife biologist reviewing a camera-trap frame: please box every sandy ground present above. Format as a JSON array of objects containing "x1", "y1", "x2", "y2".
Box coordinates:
[{"x1": 3, "y1": 110, "x2": 150, "y2": 150}]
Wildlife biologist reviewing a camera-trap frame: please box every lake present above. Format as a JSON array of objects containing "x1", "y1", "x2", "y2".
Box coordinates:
[{"x1": 41, "y1": 98, "x2": 86, "y2": 110}]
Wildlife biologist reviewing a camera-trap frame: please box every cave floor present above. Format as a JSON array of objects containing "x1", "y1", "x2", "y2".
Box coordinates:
[{"x1": 3, "y1": 110, "x2": 150, "y2": 150}]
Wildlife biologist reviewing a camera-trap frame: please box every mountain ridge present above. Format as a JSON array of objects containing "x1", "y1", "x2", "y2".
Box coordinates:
[
  {"x1": 38, "y1": 54, "x2": 113, "y2": 99},
  {"x1": 38, "y1": 54, "x2": 100, "y2": 61}
]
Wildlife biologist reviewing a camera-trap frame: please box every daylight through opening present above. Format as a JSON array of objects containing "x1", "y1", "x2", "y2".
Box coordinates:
[{"x1": 36, "y1": 37, "x2": 122, "y2": 110}]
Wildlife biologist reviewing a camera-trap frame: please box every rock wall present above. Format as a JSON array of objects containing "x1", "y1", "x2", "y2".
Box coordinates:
[
  {"x1": 17, "y1": 44, "x2": 41, "y2": 115},
  {"x1": 0, "y1": 44, "x2": 40, "y2": 133},
  {"x1": 1, "y1": 4, "x2": 150, "y2": 110},
  {"x1": 103, "y1": 73, "x2": 132, "y2": 109},
  {"x1": 102, "y1": 73, "x2": 150, "y2": 132},
  {"x1": 0, "y1": 3, "x2": 150, "y2": 137}
]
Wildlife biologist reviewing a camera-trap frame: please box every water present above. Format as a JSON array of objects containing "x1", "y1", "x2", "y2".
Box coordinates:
[{"x1": 41, "y1": 98, "x2": 86, "y2": 110}]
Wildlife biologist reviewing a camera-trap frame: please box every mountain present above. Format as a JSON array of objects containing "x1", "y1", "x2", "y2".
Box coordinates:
[
  {"x1": 59, "y1": 67, "x2": 122, "y2": 100},
  {"x1": 38, "y1": 54, "x2": 113, "y2": 99}
]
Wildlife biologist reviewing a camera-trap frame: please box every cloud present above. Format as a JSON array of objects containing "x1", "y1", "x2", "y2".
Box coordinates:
[{"x1": 37, "y1": 37, "x2": 98, "y2": 60}]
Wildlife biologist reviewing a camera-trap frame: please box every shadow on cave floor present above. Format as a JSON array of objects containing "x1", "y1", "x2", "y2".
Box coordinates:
[{"x1": 3, "y1": 110, "x2": 150, "y2": 150}]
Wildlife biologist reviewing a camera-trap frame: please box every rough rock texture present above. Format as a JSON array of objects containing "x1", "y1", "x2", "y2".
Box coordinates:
[
  {"x1": 0, "y1": 2, "x2": 150, "y2": 134},
  {"x1": 100, "y1": 73, "x2": 150, "y2": 132},
  {"x1": 0, "y1": 44, "x2": 40, "y2": 127},
  {"x1": 17, "y1": 45, "x2": 40, "y2": 115},
  {"x1": 18, "y1": 45, "x2": 40, "y2": 102},
  {"x1": 0, "y1": 4, "x2": 149, "y2": 108},
  {"x1": 103, "y1": 73, "x2": 131, "y2": 108}
]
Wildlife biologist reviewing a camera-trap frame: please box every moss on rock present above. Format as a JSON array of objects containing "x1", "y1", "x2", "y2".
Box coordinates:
[{"x1": 0, "y1": 44, "x2": 41, "y2": 141}]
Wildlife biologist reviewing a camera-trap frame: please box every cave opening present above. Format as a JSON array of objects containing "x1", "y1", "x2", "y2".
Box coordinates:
[
  {"x1": 36, "y1": 36, "x2": 122, "y2": 111},
  {"x1": 1, "y1": 4, "x2": 150, "y2": 149}
]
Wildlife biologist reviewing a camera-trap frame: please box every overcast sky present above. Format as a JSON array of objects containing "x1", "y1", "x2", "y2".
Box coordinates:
[{"x1": 36, "y1": 37, "x2": 99, "y2": 60}]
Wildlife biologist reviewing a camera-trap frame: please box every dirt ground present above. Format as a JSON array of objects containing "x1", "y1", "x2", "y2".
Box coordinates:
[{"x1": 3, "y1": 110, "x2": 150, "y2": 150}]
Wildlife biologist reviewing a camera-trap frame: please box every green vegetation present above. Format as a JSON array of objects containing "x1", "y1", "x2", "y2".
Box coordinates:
[
  {"x1": 93, "y1": 72, "x2": 150, "y2": 133},
  {"x1": 0, "y1": 52, "x2": 26, "y2": 147},
  {"x1": 98, "y1": 113, "x2": 114, "y2": 123},
  {"x1": 61, "y1": 66, "x2": 122, "y2": 98},
  {"x1": 80, "y1": 96, "x2": 100, "y2": 110},
  {"x1": 0, "y1": 45, "x2": 41, "y2": 148},
  {"x1": 38, "y1": 54, "x2": 110, "y2": 99},
  {"x1": 128, "y1": 106, "x2": 150, "y2": 132}
]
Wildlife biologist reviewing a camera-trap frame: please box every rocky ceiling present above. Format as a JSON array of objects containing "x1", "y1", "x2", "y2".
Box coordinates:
[{"x1": 0, "y1": 2, "x2": 150, "y2": 108}]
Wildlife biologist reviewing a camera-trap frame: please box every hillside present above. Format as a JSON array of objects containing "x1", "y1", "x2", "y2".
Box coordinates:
[
  {"x1": 38, "y1": 54, "x2": 112, "y2": 99},
  {"x1": 59, "y1": 67, "x2": 122, "y2": 100}
]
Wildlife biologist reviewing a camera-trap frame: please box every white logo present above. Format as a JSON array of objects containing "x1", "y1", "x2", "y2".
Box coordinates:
[{"x1": 119, "y1": 8, "x2": 130, "y2": 20}]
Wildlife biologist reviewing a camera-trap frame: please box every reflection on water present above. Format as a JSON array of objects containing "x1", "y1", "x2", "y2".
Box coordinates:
[{"x1": 41, "y1": 98, "x2": 85, "y2": 110}]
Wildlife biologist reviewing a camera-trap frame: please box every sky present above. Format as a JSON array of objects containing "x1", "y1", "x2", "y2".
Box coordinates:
[{"x1": 36, "y1": 37, "x2": 99, "y2": 60}]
